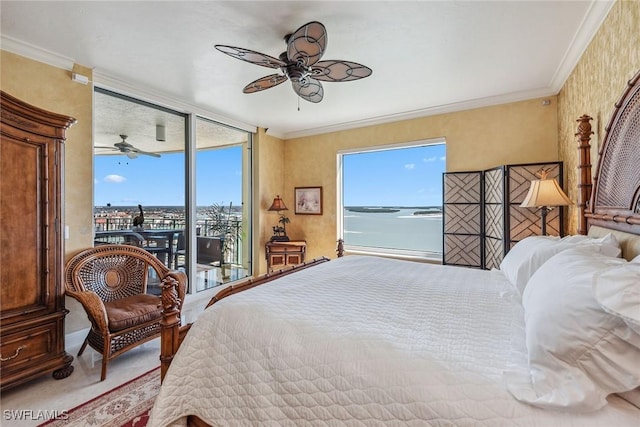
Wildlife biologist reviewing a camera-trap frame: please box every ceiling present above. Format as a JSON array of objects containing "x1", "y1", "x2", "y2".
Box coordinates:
[
  {"x1": 1, "y1": 1, "x2": 613, "y2": 142},
  {"x1": 91, "y1": 89, "x2": 250, "y2": 155}
]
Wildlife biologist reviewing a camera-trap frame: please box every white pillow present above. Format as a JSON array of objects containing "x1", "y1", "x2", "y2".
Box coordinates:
[
  {"x1": 500, "y1": 234, "x2": 622, "y2": 295},
  {"x1": 507, "y1": 248, "x2": 640, "y2": 411},
  {"x1": 560, "y1": 233, "x2": 622, "y2": 258},
  {"x1": 593, "y1": 262, "x2": 640, "y2": 334},
  {"x1": 499, "y1": 236, "x2": 562, "y2": 294}
]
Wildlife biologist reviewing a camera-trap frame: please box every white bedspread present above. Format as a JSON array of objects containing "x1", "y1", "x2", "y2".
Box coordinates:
[{"x1": 149, "y1": 256, "x2": 639, "y2": 426}]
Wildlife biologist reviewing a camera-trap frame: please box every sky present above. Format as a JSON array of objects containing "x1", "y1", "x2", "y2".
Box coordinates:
[
  {"x1": 94, "y1": 143, "x2": 445, "y2": 208},
  {"x1": 343, "y1": 143, "x2": 446, "y2": 207},
  {"x1": 94, "y1": 146, "x2": 243, "y2": 207}
]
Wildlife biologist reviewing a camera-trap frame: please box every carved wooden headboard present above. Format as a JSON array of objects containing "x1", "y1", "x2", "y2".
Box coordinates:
[{"x1": 576, "y1": 69, "x2": 640, "y2": 238}]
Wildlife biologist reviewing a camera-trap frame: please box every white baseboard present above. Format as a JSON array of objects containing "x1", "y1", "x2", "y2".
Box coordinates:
[{"x1": 65, "y1": 328, "x2": 89, "y2": 350}]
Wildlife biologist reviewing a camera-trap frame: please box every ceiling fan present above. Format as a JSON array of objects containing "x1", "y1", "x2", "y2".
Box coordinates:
[
  {"x1": 215, "y1": 21, "x2": 372, "y2": 103},
  {"x1": 95, "y1": 135, "x2": 161, "y2": 159}
]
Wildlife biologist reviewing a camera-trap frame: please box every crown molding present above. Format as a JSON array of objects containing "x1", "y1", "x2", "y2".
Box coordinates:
[
  {"x1": 281, "y1": 87, "x2": 555, "y2": 140},
  {"x1": 281, "y1": 1, "x2": 612, "y2": 141},
  {"x1": 3, "y1": 0, "x2": 610, "y2": 141},
  {"x1": 549, "y1": 0, "x2": 615, "y2": 92},
  {"x1": 2, "y1": 35, "x2": 256, "y2": 134},
  {"x1": 1, "y1": 35, "x2": 74, "y2": 70}
]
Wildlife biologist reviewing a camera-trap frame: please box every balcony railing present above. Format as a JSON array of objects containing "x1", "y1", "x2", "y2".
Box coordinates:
[{"x1": 93, "y1": 217, "x2": 243, "y2": 266}]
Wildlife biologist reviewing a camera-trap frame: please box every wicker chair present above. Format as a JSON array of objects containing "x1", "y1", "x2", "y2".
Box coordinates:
[{"x1": 64, "y1": 244, "x2": 187, "y2": 381}]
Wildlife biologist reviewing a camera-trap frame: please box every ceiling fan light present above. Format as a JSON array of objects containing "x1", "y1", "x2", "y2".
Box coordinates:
[{"x1": 292, "y1": 78, "x2": 323, "y2": 103}]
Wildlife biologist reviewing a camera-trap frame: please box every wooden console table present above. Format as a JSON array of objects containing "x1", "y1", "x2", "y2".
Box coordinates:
[{"x1": 266, "y1": 240, "x2": 307, "y2": 272}]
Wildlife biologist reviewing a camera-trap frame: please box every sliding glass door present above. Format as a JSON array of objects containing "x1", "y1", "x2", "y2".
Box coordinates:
[
  {"x1": 193, "y1": 117, "x2": 251, "y2": 291},
  {"x1": 93, "y1": 89, "x2": 252, "y2": 293}
]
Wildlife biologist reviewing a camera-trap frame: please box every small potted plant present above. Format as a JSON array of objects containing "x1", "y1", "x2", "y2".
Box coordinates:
[{"x1": 206, "y1": 202, "x2": 242, "y2": 266}]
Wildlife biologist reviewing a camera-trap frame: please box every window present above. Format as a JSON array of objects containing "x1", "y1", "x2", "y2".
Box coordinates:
[{"x1": 338, "y1": 140, "x2": 445, "y2": 259}]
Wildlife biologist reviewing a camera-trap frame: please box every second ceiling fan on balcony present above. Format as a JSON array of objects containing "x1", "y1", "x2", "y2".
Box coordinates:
[
  {"x1": 215, "y1": 21, "x2": 372, "y2": 103},
  {"x1": 96, "y1": 135, "x2": 161, "y2": 159}
]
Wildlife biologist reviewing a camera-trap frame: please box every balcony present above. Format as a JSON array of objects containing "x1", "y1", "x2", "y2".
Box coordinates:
[{"x1": 93, "y1": 216, "x2": 243, "y2": 269}]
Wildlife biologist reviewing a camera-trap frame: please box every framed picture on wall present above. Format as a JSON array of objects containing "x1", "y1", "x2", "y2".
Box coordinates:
[{"x1": 295, "y1": 187, "x2": 322, "y2": 215}]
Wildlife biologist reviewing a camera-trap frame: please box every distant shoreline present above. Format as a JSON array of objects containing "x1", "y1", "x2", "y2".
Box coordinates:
[
  {"x1": 413, "y1": 210, "x2": 442, "y2": 216},
  {"x1": 94, "y1": 205, "x2": 443, "y2": 216},
  {"x1": 345, "y1": 206, "x2": 443, "y2": 215},
  {"x1": 346, "y1": 207, "x2": 400, "y2": 213}
]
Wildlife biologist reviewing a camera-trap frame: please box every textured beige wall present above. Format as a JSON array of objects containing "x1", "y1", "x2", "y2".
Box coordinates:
[
  {"x1": 1, "y1": 51, "x2": 94, "y2": 255},
  {"x1": 557, "y1": 0, "x2": 640, "y2": 235},
  {"x1": 284, "y1": 97, "x2": 559, "y2": 260},
  {"x1": 1, "y1": 50, "x2": 94, "y2": 334},
  {"x1": 253, "y1": 128, "x2": 285, "y2": 274}
]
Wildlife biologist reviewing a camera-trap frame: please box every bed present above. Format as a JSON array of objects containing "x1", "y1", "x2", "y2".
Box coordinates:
[{"x1": 150, "y1": 69, "x2": 640, "y2": 427}]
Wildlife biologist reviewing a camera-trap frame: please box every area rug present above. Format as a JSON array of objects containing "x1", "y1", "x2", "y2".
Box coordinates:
[{"x1": 39, "y1": 367, "x2": 160, "y2": 427}]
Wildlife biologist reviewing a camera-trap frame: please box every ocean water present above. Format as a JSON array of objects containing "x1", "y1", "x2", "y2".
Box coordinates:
[{"x1": 343, "y1": 208, "x2": 443, "y2": 254}]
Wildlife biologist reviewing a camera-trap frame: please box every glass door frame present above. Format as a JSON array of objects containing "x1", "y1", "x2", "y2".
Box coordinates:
[{"x1": 93, "y1": 87, "x2": 253, "y2": 295}]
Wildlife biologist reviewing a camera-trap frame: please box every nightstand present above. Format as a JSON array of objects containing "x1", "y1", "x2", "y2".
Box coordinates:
[{"x1": 266, "y1": 240, "x2": 307, "y2": 272}]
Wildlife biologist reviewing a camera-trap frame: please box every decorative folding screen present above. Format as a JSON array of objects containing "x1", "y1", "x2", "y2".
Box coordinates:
[
  {"x1": 484, "y1": 167, "x2": 505, "y2": 270},
  {"x1": 442, "y1": 171, "x2": 483, "y2": 268},
  {"x1": 443, "y1": 161, "x2": 564, "y2": 269}
]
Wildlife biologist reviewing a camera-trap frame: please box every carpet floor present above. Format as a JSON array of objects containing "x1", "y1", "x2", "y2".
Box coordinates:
[{"x1": 38, "y1": 367, "x2": 160, "y2": 427}]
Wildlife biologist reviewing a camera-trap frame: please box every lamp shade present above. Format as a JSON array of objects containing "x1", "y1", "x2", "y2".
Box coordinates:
[
  {"x1": 520, "y1": 179, "x2": 572, "y2": 208},
  {"x1": 268, "y1": 195, "x2": 288, "y2": 211}
]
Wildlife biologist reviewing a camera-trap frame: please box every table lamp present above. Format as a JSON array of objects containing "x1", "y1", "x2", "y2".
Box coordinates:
[
  {"x1": 268, "y1": 195, "x2": 290, "y2": 241},
  {"x1": 520, "y1": 169, "x2": 572, "y2": 236}
]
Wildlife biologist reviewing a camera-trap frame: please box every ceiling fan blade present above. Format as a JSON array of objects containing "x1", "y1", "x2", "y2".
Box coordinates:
[
  {"x1": 94, "y1": 146, "x2": 118, "y2": 150},
  {"x1": 140, "y1": 152, "x2": 161, "y2": 158},
  {"x1": 286, "y1": 21, "x2": 326, "y2": 67},
  {"x1": 243, "y1": 74, "x2": 288, "y2": 93},
  {"x1": 291, "y1": 77, "x2": 324, "y2": 103},
  {"x1": 215, "y1": 45, "x2": 286, "y2": 69},
  {"x1": 311, "y1": 60, "x2": 373, "y2": 82},
  {"x1": 130, "y1": 148, "x2": 161, "y2": 158}
]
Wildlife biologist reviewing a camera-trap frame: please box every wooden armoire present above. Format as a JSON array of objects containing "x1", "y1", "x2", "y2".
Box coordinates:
[{"x1": 0, "y1": 91, "x2": 75, "y2": 390}]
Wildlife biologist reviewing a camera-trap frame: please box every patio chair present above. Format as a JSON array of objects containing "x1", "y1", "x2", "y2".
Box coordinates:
[
  {"x1": 64, "y1": 244, "x2": 187, "y2": 381},
  {"x1": 173, "y1": 231, "x2": 186, "y2": 269}
]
